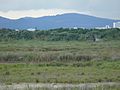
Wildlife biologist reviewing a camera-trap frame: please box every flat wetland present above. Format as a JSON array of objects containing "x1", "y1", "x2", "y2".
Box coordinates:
[{"x1": 0, "y1": 40, "x2": 120, "y2": 90}]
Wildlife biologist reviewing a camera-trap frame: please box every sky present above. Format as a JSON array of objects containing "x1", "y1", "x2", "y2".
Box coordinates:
[{"x1": 0, "y1": 0, "x2": 119, "y2": 19}]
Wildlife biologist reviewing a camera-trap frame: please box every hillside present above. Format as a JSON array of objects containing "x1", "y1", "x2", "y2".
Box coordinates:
[{"x1": 0, "y1": 13, "x2": 119, "y2": 30}]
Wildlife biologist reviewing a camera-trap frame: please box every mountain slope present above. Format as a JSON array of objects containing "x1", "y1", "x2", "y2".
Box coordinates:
[{"x1": 0, "y1": 13, "x2": 119, "y2": 30}]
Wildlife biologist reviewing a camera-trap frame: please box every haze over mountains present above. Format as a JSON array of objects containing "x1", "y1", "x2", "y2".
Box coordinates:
[{"x1": 0, "y1": 13, "x2": 119, "y2": 30}]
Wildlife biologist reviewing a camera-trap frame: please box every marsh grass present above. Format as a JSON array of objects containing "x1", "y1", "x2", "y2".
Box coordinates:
[
  {"x1": 0, "y1": 40, "x2": 120, "y2": 63},
  {"x1": 0, "y1": 40, "x2": 120, "y2": 84}
]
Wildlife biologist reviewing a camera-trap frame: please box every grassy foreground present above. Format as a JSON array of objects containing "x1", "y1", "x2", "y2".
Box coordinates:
[
  {"x1": 0, "y1": 61, "x2": 120, "y2": 84},
  {"x1": 0, "y1": 40, "x2": 120, "y2": 84}
]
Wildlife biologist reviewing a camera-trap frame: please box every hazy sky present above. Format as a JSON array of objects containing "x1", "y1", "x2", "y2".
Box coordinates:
[{"x1": 0, "y1": 0, "x2": 119, "y2": 19}]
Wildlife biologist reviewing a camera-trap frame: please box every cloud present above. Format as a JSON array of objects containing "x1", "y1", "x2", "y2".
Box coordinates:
[
  {"x1": 0, "y1": 0, "x2": 119, "y2": 19},
  {"x1": 0, "y1": 9, "x2": 79, "y2": 19}
]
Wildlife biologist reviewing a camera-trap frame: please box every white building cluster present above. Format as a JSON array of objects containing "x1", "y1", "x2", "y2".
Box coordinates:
[
  {"x1": 95, "y1": 25, "x2": 111, "y2": 29},
  {"x1": 95, "y1": 22, "x2": 120, "y2": 29},
  {"x1": 113, "y1": 22, "x2": 120, "y2": 29}
]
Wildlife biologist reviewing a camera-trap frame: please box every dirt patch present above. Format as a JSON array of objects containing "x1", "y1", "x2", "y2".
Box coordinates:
[{"x1": 0, "y1": 82, "x2": 119, "y2": 90}]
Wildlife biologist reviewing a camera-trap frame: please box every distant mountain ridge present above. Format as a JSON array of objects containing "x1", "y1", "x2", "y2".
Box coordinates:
[{"x1": 0, "y1": 13, "x2": 119, "y2": 30}]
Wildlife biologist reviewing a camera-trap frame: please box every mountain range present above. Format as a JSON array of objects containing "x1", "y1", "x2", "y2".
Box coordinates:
[{"x1": 0, "y1": 13, "x2": 119, "y2": 30}]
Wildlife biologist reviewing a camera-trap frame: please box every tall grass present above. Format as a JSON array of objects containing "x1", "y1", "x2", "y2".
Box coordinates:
[
  {"x1": 0, "y1": 51, "x2": 119, "y2": 63},
  {"x1": 0, "y1": 40, "x2": 120, "y2": 63}
]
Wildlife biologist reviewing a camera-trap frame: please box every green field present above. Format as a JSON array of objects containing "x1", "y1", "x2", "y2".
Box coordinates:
[
  {"x1": 0, "y1": 62, "x2": 120, "y2": 84},
  {"x1": 0, "y1": 40, "x2": 120, "y2": 84}
]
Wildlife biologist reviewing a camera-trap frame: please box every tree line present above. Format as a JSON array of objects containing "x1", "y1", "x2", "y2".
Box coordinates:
[{"x1": 0, "y1": 28, "x2": 120, "y2": 41}]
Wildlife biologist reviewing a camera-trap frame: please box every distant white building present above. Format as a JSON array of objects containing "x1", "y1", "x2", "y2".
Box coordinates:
[
  {"x1": 27, "y1": 28, "x2": 36, "y2": 31},
  {"x1": 15, "y1": 29, "x2": 19, "y2": 31},
  {"x1": 113, "y1": 22, "x2": 120, "y2": 28},
  {"x1": 95, "y1": 25, "x2": 111, "y2": 29},
  {"x1": 73, "y1": 27, "x2": 78, "y2": 29},
  {"x1": 106, "y1": 25, "x2": 110, "y2": 29}
]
